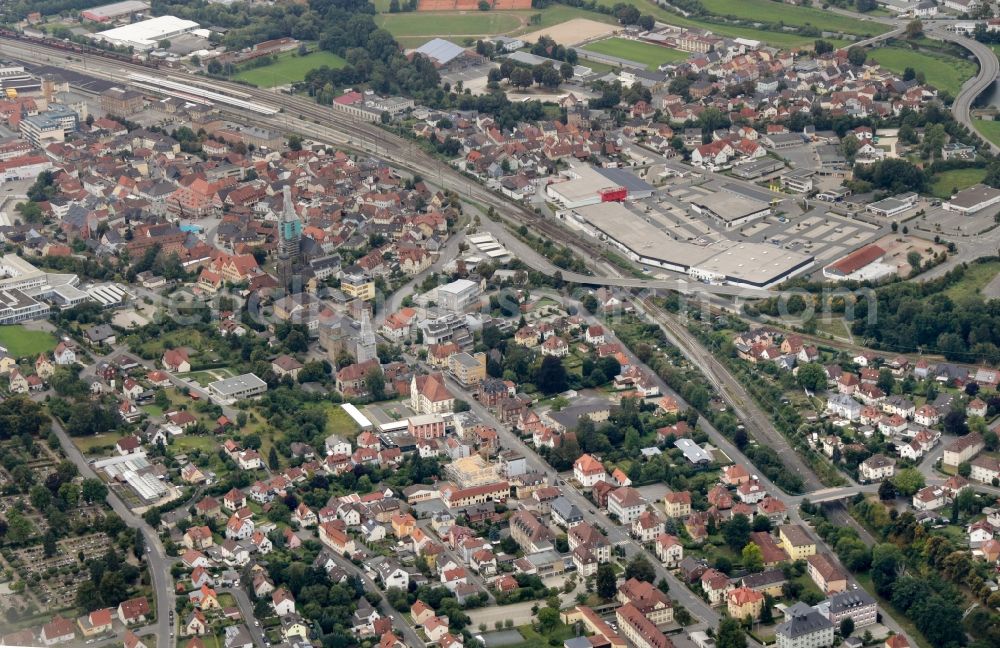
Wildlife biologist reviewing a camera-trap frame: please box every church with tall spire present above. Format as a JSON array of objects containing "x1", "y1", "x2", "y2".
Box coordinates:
[
  {"x1": 356, "y1": 309, "x2": 377, "y2": 363},
  {"x1": 276, "y1": 184, "x2": 302, "y2": 292},
  {"x1": 278, "y1": 184, "x2": 302, "y2": 260}
]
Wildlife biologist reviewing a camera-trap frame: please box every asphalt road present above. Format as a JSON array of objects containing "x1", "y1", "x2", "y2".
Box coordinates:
[
  {"x1": 325, "y1": 553, "x2": 424, "y2": 647},
  {"x1": 45, "y1": 416, "x2": 175, "y2": 648},
  {"x1": 219, "y1": 587, "x2": 267, "y2": 648},
  {"x1": 928, "y1": 25, "x2": 1000, "y2": 154}
]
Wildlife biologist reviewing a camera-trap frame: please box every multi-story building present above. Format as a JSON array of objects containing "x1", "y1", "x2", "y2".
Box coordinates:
[
  {"x1": 655, "y1": 534, "x2": 683, "y2": 567},
  {"x1": 779, "y1": 524, "x2": 816, "y2": 560},
  {"x1": 573, "y1": 453, "x2": 607, "y2": 488},
  {"x1": 408, "y1": 413, "x2": 446, "y2": 440},
  {"x1": 823, "y1": 590, "x2": 877, "y2": 629},
  {"x1": 615, "y1": 603, "x2": 672, "y2": 648},
  {"x1": 806, "y1": 553, "x2": 847, "y2": 594},
  {"x1": 617, "y1": 578, "x2": 673, "y2": 626},
  {"x1": 341, "y1": 270, "x2": 375, "y2": 301},
  {"x1": 448, "y1": 351, "x2": 486, "y2": 386},
  {"x1": 20, "y1": 105, "x2": 79, "y2": 147},
  {"x1": 436, "y1": 278, "x2": 481, "y2": 313},
  {"x1": 859, "y1": 454, "x2": 896, "y2": 482},
  {"x1": 970, "y1": 455, "x2": 1000, "y2": 484},
  {"x1": 943, "y1": 432, "x2": 983, "y2": 467},
  {"x1": 439, "y1": 481, "x2": 510, "y2": 510},
  {"x1": 608, "y1": 486, "x2": 646, "y2": 524},
  {"x1": 776, "y1": 605, "x2": 834, "y2": 648},
  {"x1": 727, "y1": 586, "x2": 765, "y2": 621},
  {"x1": 663, "y1": 491, "x2": 692, "y2": 518},
  {"x1": 100, "y1": 87, "x2": 145, "y2": 116},
  {"x1": 509, "y1": 510, "x2": 555, "y2": 553},
  {"x1": 568, "y1": 522, "x2": 611, "y2": 565}
]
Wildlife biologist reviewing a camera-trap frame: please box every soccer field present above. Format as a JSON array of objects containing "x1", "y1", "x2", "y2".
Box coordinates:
[
  {"x1": 583, "y1": 38, "x2": 688, "y2": 70},
  {"x1": 234, "y1": 49, "x2": 347, "y2": 87},
  {"x1": 0, "y1": 325, "x2": 57, "y2": 358}
]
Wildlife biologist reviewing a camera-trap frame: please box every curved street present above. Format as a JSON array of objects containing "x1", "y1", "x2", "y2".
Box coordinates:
[{"x1": 927, "y1": 24, "x2": 1000, "y2": 154}]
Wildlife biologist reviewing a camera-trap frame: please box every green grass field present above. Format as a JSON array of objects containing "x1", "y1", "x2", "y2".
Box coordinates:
[
  {"x1": 235, "y1": 49, "x2": 347, "y2": 87},
  {"x1": 172, "y1": 436, "x2": 219, "y2": 453},
  {"x1": 942, "y1": 260, "x2": 1000, "y2": 302},
  {"x1": 324, "y1": 404, "x2": 363, "y2": 441},
  {"x1": 586, "y1": 0, "x2": 867, "y2": 45},
  {"x1": 179, "y1": 368, "x2": 235, "y2": 387},
  {"x1": 582, "y1": 38, "x2": 687, "y2": 70},
  {"x1": 700, "y1": 0, "x2": 887, "y2": 36},
  {"x1": 974, "y1": 118, "x2": 1000, "y2": 149},
  {"x1": 930, "y1": 168, "x2": 987, "y2": 199},
  {"x1": 376, "y1": 2, "x2": 851, "y2": 49},
  {"x1": 376, "y1": 12, "x2": 523, "y2": 38},
  {"x1": 72, "y1": 431, "x2": 127, "y2": 454},
  {"x1": 869, "y1": 46, "x2": 975, "y2": 96},
  {"x1": 0, "y1": 326, "x2": 57, "y2": 358}
]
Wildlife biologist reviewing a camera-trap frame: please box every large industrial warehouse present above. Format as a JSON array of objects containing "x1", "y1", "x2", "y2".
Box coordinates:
[
  {"x1": 91, "y1": 15, "x2": 199, "y2": 51},
  {"x1": 546, "y1": 165, "x2": 655, "y2": 208},
  {"x1": 567, "y1": 202, "x2": 813, "y2": 288}
]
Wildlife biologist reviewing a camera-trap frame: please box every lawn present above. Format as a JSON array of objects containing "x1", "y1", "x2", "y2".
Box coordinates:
[
  {"x1": 930, "y1": 168, "x2": 987, "y2": 199},
  {"x1": 376, "y1": 12, "x2": 523, "y2": 39},
  {"x1": 0, "y1": 325, "x2": 57, "y2": 357},
  {"x1": 235, "y1": 49, "x2": 347, "y2": 87},
  {"x1": 179, "y1": 368, "x2": 235, "y2": 387},
  {"x1": 324, "y1": 404, "x2": 363, "y2": 441},
  {"x1": 503, "y1": 621, "x2": 575, "y2": 648},
  {"x1": 700, "y1": 0, "x2": 888, "y2": 36},
  {"x1": 171, "y1": 436, "x2": 219, "y2": 453},
  {"x1": 582, "y1": 37, "x2": 688, "y2": 70},
  {"x1": 868, "y1": 46, "x2": 976, "y2": 96},
  {"x1": 130, "y1": 329, "x2": 205, "y2": 357},
  {"x1": 72, "y1": 431, "x2": 127, "y2": 454},
  {"x1": 974, "y1": 118, "x2": 1000, "y2": 149}
]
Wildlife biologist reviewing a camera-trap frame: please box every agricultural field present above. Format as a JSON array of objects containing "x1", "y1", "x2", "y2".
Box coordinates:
[
  {"x1": 235, "y1": 49, "x2": 347, "y2": 87},
  {"x1": 0, "y1": 325, "x2": 57, "y2": 357},
  {"x1": 868, "y1": 46, "x2": 975, "y2": 96},
  {"x1": 376, "y1": 2, "x2": 856, "y2": 49},
  {"x1": 586, "y1": 0, "x2": 864, "y2": 45},
  {"x1": 582, "y1": 37, "x2": 688, "y2": 70},
  {"x1": 375, "y1": 12, "x2": 524, "y2": 39},
  {"x1": 974, "y1": 118, "x2": 1000, "y2": 149},
  {"x1": 929, "y1": 168, "x2": 987, "y2": 199}
]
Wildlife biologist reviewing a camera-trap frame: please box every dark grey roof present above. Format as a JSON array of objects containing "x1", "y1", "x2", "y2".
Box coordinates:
[
  {"x1": 741, "y1": 568, "x2": 786, "y2": 589},
  {"x1": 776, "y1": 607, "x2": 833, "y2": 639},
  {"x1": 551, "y1": 496, "x2": 582, "y2": 521},
  {"x1": 595, "y1": 166, "x2": 655, "y2": 194},
  {"x1": 827, "y1": 589, "x2": 875, "y2": 614}
]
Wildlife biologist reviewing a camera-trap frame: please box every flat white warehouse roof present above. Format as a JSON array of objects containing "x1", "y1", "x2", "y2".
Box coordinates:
[
  {"x1": 341, "y1": 403, "x2": 373, "y2": 429},
  {"x1": 572, "y1": 202, "x2": 813, "y2": 287},
  {"x1": 94, "y1": 15, "x2": 199, "y2": 49}
]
